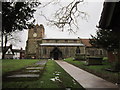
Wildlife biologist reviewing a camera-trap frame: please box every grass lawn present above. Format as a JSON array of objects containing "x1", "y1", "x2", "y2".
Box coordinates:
[
  {"x1": 64, "y1": 58, "x2": 119, "y2": 84},
  {"x1": 2, "y1": 59, "x2": 84, "y2": 89},
  {"x1": 2, "y1": 59, "x2": 39, "y2": 75}
]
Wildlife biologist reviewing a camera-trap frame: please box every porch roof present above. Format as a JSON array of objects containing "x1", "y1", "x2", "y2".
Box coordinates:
[{"x1": 40, "y1": 43, "x2": 84, "y2": 46}]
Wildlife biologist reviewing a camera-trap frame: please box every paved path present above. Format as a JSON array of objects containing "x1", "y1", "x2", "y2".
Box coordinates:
[
  {"x1": 55, "y1": 60, "x2": 119, "y2": 90},
  {"x1": 4, "y1": 60, "x2": 47, "y2": 80}
]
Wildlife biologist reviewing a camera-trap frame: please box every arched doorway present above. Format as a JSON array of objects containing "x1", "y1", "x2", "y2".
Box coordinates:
[
  {"x1": 54, "y1": 52, "x2": 59, "y2": 60},
  {"x1": 50, "y1": 47, "x2": 62, "y2": 60}
]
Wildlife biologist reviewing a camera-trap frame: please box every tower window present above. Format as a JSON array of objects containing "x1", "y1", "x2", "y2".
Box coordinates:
[{"x1": 34, "y1": 27, "x2": 37, "y2": 33}]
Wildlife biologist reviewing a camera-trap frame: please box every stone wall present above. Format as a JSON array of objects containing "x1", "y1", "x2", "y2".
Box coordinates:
[
  {"x1": 39, "y1": 46, "x2": 85, "y2": 59},
  {"x1": 85, "y1": 47, "x2": 107, "y2": 57}
]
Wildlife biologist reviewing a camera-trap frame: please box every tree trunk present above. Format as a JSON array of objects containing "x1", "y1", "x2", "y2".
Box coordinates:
[
  {"x1": 1, "y1": 32, "x2": 4, "y2": 59},
  {"x1": 5, "y1": 35, "x2": 7, "y2": 48},
  {"x1": 2, "y1": 34, "x2": 8, "y2": 59}
]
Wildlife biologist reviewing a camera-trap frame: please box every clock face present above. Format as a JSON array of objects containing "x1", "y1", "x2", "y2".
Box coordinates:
[{"x1": 33, "y1": 33, "x2": 37, "y2": 37}]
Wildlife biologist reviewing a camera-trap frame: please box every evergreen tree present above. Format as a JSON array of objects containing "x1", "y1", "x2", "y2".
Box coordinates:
[
  {"x1": 2, "y1": 2, "x2": 40, "y2": 59},
  {"x1": 90, "y1": 29, "x2": 119, "y2": 52},
  {"x1": 2, "y1": 2, "x2": 40, "y2": 33}
]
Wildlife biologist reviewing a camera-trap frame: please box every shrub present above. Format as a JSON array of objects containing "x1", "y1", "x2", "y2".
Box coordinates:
[
  {"x1": 74, "y1": 54, "x2": 86, "y2": 60},
  {"x1": 103, "y1": 57, "x2": 108, "y2": 61}
]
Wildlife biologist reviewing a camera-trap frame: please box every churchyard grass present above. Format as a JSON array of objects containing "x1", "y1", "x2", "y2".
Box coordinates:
[
  {"x1": 64, "y1": 58, "x2": 119, "y2": 84},
  {"x1": 2, "y1": 59, "x2": 84, "y2": 88},
  {"x1": 2, "y1": 59, "x2": 39, "y2": 75}
]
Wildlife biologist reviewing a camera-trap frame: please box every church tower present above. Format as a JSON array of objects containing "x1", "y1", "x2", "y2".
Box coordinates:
[{"x1": 25, "y1": 24, "x2": 45, "y2": 59}]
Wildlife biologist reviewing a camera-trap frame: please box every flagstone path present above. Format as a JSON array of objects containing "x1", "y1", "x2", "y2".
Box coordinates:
[
  {"x1": 55, "y1": 60, "x2": 119, "y2": 90},
  {"x1": 3, "y1": 60, "x2": 47, "y2": 80}
]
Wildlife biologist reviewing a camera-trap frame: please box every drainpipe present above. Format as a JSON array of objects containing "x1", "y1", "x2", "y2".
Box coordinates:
[{"x1": 40, "y1": 45, "x2": 42, "y2": 59}]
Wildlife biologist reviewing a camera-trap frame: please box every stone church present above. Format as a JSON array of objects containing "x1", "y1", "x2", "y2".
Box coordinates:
[{"x1": 25, "y1": 24, "x2": 107, "y2": 59}]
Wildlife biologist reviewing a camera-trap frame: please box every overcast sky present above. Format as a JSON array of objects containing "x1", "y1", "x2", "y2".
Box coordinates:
[
  {"x1": 34, "y1": 0, "x2": 104, "y2": 39},
  {"x1": 8, "y1": 0, "x2": 104, "y2": 49}
]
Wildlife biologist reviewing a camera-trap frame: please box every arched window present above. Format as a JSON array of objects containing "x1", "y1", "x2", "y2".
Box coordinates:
[
  {"x1": 76, "y1": 46, "x2": 80, "y2": 54},
  {"x1": 43, "y1": 48, "x2": 47, "y2": 55}
]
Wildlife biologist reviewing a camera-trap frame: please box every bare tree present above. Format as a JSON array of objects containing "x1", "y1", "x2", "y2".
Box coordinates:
[
  {"x1": 39, "y1": 0, "x2": 88, "y2": 33},
  {"x1": 1, "y1": 31, "x2": 22, "y2": 49}
]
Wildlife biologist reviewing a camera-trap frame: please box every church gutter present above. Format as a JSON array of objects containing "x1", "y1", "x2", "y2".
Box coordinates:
[{"x1": 39, "y1": 43, "x2": 85, "y2": 47}]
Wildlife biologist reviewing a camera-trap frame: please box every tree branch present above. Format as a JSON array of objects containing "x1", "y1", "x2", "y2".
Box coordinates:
[{"x1": 39, "y1": 0, "x2": 87, "y2": 33}]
